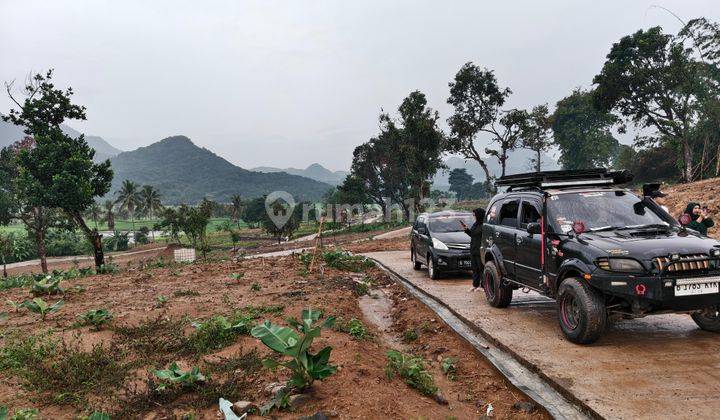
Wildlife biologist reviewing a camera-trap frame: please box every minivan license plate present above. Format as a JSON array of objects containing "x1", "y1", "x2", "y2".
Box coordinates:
[
  {"x1": 675, "y1": 278, "x2": 720, "y2": 296},
  {"x1": 459, "y1": 260, "x2": 471, "y2": 268}
]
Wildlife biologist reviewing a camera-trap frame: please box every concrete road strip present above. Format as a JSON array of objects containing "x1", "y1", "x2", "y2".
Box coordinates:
[
  {"x1": 365, "y1": 250, "x2": 720, "y2": 420},
  {"x1": 370, "y1": 256, "x2": 592, "y2": 420}
]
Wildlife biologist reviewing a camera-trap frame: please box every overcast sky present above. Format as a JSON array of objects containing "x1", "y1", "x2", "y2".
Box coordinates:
[{"x1": 1, "y1": 1, "x2": 718, "y2": 171}]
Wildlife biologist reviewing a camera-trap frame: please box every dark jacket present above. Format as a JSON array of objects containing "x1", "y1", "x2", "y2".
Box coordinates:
[
  {"x1": 683, "y1": 202, "x2": 715, "y2": 236},
  {"x1": 464, "y1": 222, "x2": 483, "y2": 252}
]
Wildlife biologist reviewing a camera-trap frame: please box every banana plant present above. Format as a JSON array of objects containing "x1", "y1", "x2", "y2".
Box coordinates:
[
  {"x1": 251, "y1": 308, "x2": 336, "y2": 389},
  {"x1": 153, "y1": 362, "x2": 206, "y2": 391},
  {"x1": 30, "y1": 276, "x2": 63, "y2": 296},
  {"x1": 21, "y1": 298, "x2": 64, "y2": 320}
]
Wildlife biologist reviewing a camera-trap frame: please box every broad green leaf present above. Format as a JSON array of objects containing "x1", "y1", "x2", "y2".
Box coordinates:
[
  {"x1": 0, "y1": 406, "x2": 7, "y2": 420},
  {"x1": 262, "y1": 358, "x2": 280, "y2": 369},
  {"x1": 251, "y1": 321, "x2": 299, "y2": 353},
  {"x1": 48, "y1": 300, "x2": 64, "y2": 313},
  {"x1": 88, "y1": 412, "x2": 110, "y2": 420}
]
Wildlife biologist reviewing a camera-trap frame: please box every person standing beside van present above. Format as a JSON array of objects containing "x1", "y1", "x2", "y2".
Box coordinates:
[{"x1": 460, "y1": 207, "x2": 485, "y2": 292}]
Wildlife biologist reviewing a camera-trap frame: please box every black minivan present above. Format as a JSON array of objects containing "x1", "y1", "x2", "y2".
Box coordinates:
[{"x1": 411, "y1": 211, "x2": 475, "y2": 279}]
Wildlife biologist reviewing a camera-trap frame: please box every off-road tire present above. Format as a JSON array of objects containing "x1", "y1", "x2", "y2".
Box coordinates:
[
  {"x1": 691, "y1": 306, "x2": 720, "y2": 332},
  {"x1": 411, "y1": 247, "x2": 422, "y2": 270},
  {"x1": 428, "y1": 255, "x2": 441, "y2": 280},
  {"x1": 557, "y1": 278, "x2": 607, "y2": 344},
  {"x1": 482, "y1": 261, "x2": 513, "y2": 307}
]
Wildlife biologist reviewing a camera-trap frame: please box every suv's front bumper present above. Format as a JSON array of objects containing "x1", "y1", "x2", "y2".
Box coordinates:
[
  {"x1": 589, "y1": 272, "x2": 720, "y2": 312},
  {"x1": 431, "y1": 248, "x2": 473, "y2": 271}
]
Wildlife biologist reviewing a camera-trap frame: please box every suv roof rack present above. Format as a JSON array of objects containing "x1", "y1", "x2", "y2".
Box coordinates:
[{"x1": 497, "y1": 168, "x2": 633, "y2": 190}]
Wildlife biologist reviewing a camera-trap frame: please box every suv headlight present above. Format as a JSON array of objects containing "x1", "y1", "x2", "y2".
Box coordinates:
[
  {"x1": 596, "y1": 258, "x2": 645, "y2": 273},
  {"x1": 432, "y1": 237, "x2": 449, "y2": 250}
]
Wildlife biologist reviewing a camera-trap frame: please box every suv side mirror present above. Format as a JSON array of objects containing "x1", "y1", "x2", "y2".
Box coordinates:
[
  {"x1": 417, "y1": 226, "x2": 428, "y2": 235},
  {"x1": 526, "y1": 222, "x2": 541, "y2": 235}
]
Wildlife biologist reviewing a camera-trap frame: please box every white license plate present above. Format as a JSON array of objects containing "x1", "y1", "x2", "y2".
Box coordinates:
[
  {"x1": 675, "y1": 278, "x2": 720, "y2": 296},
  {"x1": 458, "y1": 260, "x2": 471, "y2": 268}
]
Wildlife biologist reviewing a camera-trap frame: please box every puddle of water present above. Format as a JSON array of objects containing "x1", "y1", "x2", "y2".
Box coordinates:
[{"x1": 359, "y1": 288, "x2": 404, "y2": 349}]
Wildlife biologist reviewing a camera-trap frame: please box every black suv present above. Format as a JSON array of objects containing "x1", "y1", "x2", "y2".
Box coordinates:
[
  {"x1": 481, "y1": 169, "x2": 720, "y2": 344},
  {"x1": 411, "y1": 211, "x2": 475, "y2": 279}
]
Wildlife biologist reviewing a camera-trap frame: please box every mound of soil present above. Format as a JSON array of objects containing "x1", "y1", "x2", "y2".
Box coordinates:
[{"x1": 0, "y1": 247, "x2": 546, "y2": 419}]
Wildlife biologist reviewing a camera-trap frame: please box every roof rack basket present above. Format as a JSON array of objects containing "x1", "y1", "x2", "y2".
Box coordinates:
[{"x1": 497, "y1": 168, "x2": 633, "y2": 191}]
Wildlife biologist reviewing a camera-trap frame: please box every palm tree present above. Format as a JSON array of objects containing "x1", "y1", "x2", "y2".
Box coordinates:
[
  {"x1": 140, "y1": 185, "x2": 163, "y2": 240},
  {"x1": 115, "y1": 180, "x2": 141, "y2": 233},
  {"x1": 103, "y1": 200, "x2": 116, "y2": 231},
  {"x1": 85, "y1": 201, "x2": 102, "y2": 229},
  {"x1": 231, "y1": 194, "x2": 242, "y2": 225}
]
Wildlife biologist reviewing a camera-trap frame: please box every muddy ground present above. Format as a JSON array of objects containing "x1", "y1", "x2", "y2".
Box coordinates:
[{"x1": 0, "y1": 242, "x2": 546, "y2": 419}]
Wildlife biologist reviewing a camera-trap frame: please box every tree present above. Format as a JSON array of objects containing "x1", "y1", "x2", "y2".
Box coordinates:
[
  {"x1": 139, "y1": 185, "x2": 163, "y2": 241},
  {"x1": 522, "y1": 104, "x2": 554, "y2": 172},
  {"x1": 553, "y1": 89, "x2": 620, "y2": 170},
  {"x1": 484, "y1": 109, "x2": 529, "y2": 177},
  {"x1": 103, "y1": 200, "x2": 116, "y2": 231},
  {"x1": 349, "y1": 91, "x2": 445, "y2": 219},
  {"x1": 397, "y1": 91, "x2": 446, "y2": 211},
  {"x1": 139, "y1": 185, "x2": 163, "y2": 220},
  {"x1": 86, "y1": 202, "x2": 102, "y2": 229},
  {"x1": 0, "y1": 232, "x2": 15, "y2": 278},
  {"x1": 448, "y1": 168, "x2": 474, "y2": 201},
  {"x1": 3, "y1": 70, "x2": 113, "y2": 270},
  {"x1": 179, "y1": 199, "x2": 214, "y2": 256},
  {"x1": 592, "y1": 25, "x2": 715, "y2": 182},
  {"x1": 230, "y1": 194, "x2": 243, "y2": 225},
  {"x1": 262, "y1": 197, "x2": 301, "y2": 243},
  {"x1": 115, "y1": 180, "x2": 141, "y2": 233},
  {"x1": 447, "y1": 63, "x2": 511, "y2": 192}
]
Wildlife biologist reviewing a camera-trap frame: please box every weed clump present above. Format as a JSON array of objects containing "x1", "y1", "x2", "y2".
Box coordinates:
[
  {"x1": 385, "y1": 350, "x2": 438, "y2": 396},
  {"x1": 322, "y1": 249, "x2": 374, "y2": 272},
  {"x1": 0, "y1": 332, "x2": 129, "y2": 406}
]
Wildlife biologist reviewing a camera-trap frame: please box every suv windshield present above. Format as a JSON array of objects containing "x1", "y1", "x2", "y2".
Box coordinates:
[
  {"x1": 428, "y1": 215, "x2": 475, "y2": 233},
  {"x1": 548, "y1": 191, "x2": 668, "y2": 233}
]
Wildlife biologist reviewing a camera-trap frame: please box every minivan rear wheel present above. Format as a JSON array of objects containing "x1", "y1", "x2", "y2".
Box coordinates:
[
  {"x1": 411, "y1": 247, "x2": 422, "y2": 270},
  {"x1": 691, "y1": 306, "x2": 720, "y2": 332}
]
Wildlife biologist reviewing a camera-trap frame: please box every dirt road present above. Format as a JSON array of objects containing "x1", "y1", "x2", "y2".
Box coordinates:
[{"x1": 365, "y1": 250, "x2": 720, "y2": 420}]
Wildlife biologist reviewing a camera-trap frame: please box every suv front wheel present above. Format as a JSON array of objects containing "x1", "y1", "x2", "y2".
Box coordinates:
[
  {"x1": 557, "y1": 278, "x2": 607, "y2": 344},
  {"x1": 482, "y1": 261, "x2": 513, "y2": 307},
  {"x1": 691, "y1": 306, "x2": 720, "y2": 332}
]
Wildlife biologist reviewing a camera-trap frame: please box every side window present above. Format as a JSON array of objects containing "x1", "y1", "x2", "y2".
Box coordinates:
[
  {"x1": 486, "y1": 202, "x2": 499, "y2": 225},
  {"x1": 520, "y1": 201, "x2": 541, "y2": 229},
  {"x1": 499, "y1": 200, "x2": 520, "y2": 228}
]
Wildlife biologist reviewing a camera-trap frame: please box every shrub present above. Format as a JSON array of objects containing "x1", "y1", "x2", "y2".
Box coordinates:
[
  {"x1": 441, "y1": 357, "x2": 457, "y2": 381},
  {"x1": 77, "y1": 309, "x2": 113, "y2": 330},
  {"x1": 347, "y1": 318, "x2": 369, "y2": 340},
  {"x1": 402, "y1": 329, "x2": 418, "y2": 342},
  {"x1": 251, "y1": 308, "x2": 336, "y2": 389},
  {"x1": 385, "y1": 350, "x2": 438, "y2": 396},
  {"x1": 250, "y1": 282, "x2": 261, "y2": 292}
]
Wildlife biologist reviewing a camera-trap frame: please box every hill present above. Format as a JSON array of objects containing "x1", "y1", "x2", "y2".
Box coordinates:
[
  {"x1": 0, "y1": 120, "x2": 122, "y2": 162},
  {"x1": 109, "y1": 136, "x2": 332, "y2": 204},
  {"x1": 252, "y1": 163, "x2": 349, "y2": 185}
]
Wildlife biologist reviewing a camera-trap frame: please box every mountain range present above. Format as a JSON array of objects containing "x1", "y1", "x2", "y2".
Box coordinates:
[
  {"x1": 109, "y1": 136, "x2": 332, "y2": 204},
  {"x1": 251, "y1": 164, "x2": 349, "y2": 185},
  {"x1": 0, "y1": 119, "x2": 122, "y2": 162}
]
